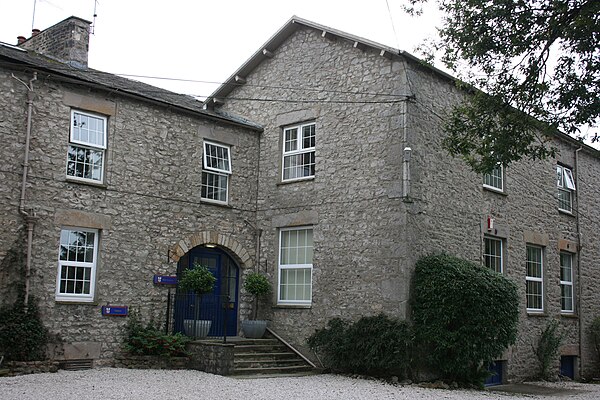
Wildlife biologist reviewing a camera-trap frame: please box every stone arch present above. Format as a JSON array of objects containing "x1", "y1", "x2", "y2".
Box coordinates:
[{"x1": 169, "y1": 230, "x2": 253, "y2": 269}]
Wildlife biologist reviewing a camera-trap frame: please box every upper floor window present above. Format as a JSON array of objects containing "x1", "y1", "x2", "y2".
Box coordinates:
[
  {"x1": 484, "y1": 237, "x2": 503, "y2": 273},
  {"x1": 560, "y1": 252, "x2": 574, "y2": 313},
  {"x1": 282, "y1": 123, "x2": 315, "y2": 181},
  {"x1": 201, "y1": 141, "x2": 231, "y2": 204},
  {"x1": 278, "y1": 227, "x2": 313, "y2": 305},
  {"x1": 56, "y1": 227, "x2": 98, "y2": 302},
  {"x1": 483, "y1": 165, "x2": 504, "y2": 192},
  {"x1": 66, "y1": 110, "x2": 107, "y2": 183},
  {"x1": 557, "y1": 165, "x2": 576, "y2": 213},
  {"x1": 526, "y1": 245, "x2": 544, "y2": 312}
]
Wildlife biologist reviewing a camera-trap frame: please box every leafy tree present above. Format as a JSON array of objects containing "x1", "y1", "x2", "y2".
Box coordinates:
[{"x1": 405, "y1": 0, "x2": 599, "y2": 172}]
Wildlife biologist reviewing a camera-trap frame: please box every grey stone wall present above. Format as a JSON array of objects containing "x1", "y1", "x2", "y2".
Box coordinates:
[
  {"x1": 218, "y1": 25, "x2": 600, "y2": 381},
  {"x1": 0, "y1": 67, "x2": 260, "y2": 363}
]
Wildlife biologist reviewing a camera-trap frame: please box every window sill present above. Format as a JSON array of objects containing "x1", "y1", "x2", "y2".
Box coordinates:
[
  {"x1": 558, "y1": 209, "x2": 575, "y2": 217},
  {"x1": 560, "y1": 312, "x2": 578, "y2": 318},
  {"x1": 526, "y1": 311, "x2": 547, "y2": 317},
  {"x1": 483, "y1": 185, "x2": 507, "y2": 196},
  {"x1": 55, "y1": 299, "x2": 98, "y2": 305},
  {"x1": 200, "y1": 199, "x2": 232, "y2": 208},
  {"x1": 65, "y1": 177, "x2": 107, "y2": 189},
  {"x1": 277, "y1": 176, "x2": 315, "y2": 186},
  {"x1": 273, "y1": 304, "x2": 312, "y2": 309}
]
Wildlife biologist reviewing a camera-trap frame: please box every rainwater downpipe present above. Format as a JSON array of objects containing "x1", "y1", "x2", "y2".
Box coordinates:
[
  {"x1": 14, "y1": 72, "x2": 38, "y2": 311},
  {"x1": 575, "y1": 146, "x2": 583, "y2": 376}
]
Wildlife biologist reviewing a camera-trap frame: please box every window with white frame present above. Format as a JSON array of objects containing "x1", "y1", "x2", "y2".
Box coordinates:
[
  {"x1": 278, "y1": 227, "x2": 313, "y2": 304},
  {"x1": 560, "y1": 252, "x2": 574, "y2": 313},
  {"x1": 282, "y1": 123, "x2": 315, "y2": 181},
  {"x1": 56, "y1": 228, "x2": 98, "y2": 302},
  {"x1": 483, "y1": 165, "x2": 504, "y2": 191},
  {"x1": 557, "y1": 165, "x2": 576, "y2": 213},
  {"x1": 66, "y1": 110, "x2": 107, "y2": 183},
  {"x1": 201, "y1": 141, "x2": 231, "y2": 204},
  {"x1": 526, "y1": 245, "x2": 543, "y2": 312},
  {"x1": 484, "y1": 237, "x2": 503, "y2": 273}
]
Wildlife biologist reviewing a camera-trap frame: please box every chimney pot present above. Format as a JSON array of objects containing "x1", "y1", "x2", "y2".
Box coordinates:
[
  {"x1": 31, "y1": 29, "x2": 41, "y2": 36},
  {"x1": 17, "y1": 36, "x2": 26, "y2": 45}
]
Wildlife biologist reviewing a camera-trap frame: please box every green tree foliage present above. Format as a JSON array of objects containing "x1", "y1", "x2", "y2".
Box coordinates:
[
  {"x1": 307, "y1": 314, "x2": 412, "y2": 378},
  {"x1": 411, "y1": 254, "x2": 519, "y2": 385},
  {"x1": 243, "y1": 272, "x2": 272, "y2": 320},
  {"x1": 590, "y1": 317, "x2": 600, "y2": 366},
  {"x1": 178, "y1": 264, "x2": 216, "y2": 296},
  {"x1": 405, "y1": 0, "x2": 599, "y2": 172},
  {"x1": 0, "y1": 298, "x2": 48, "y2": 361}
]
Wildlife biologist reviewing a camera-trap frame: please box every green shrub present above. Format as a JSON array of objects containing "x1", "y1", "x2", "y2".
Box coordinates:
[
  {"x1": 535, "y1": 320, "x2": 562, "y2": 380},
  {"x1": 123, "y1": 315, "x2": 189, "y2": 357},
  {"x1": 590, "y1": 316, "x2": 600, "y2": 363},
  {"x1": 307, "y1": 314, "x2": 412, "y2": 378},
  {"x1": 0, "y1": 298, "x2": 48, "y2": 361},
  {"x1": 244, "y1": 272, "x2": 271, "y2": 320},
  {"x1": 411, "y1": 254, "x2": 519, "y2": 385}
]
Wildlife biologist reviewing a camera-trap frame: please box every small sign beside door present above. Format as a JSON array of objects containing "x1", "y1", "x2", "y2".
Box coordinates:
[
  {"x1": 153, "y1": 275, "x2": 177, "y2": 285},
  {"x1": 101, "y1": 305, "x2": 128, "y2": 316}
]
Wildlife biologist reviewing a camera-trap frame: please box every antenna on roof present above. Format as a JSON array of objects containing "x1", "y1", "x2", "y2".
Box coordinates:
[
  {"x1": 31, "y1": 0, "x2": 37, "y2": 31},
  {"x1": 90, "y1": 0, "x2": 99, "y2": 34}
]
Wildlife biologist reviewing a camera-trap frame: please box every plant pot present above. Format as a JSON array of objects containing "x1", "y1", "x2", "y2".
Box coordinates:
[
  {"x1": 241, "y1": 320, "x2": 267, "y2": 339},
  {"x1": 183, "y1": 319, "x2": 212, "y2": 338}
]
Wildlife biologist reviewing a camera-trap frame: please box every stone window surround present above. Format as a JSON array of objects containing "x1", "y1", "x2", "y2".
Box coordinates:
[
  {"x1": 201, "y1": 140, "x2": 232, "y2": 205},
  {"x1": 66, "y1": 109, "x2": 107, "y2": 185}
]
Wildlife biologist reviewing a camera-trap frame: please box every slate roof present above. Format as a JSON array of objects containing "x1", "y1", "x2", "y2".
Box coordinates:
[{"x1": 0, "y1": 41, "x2": 262, "y2": 131}]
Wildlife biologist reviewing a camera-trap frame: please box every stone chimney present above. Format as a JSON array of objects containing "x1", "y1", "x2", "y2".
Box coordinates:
[{"x1": 18, "y1": 16, "x2": 92, "y2": 68}]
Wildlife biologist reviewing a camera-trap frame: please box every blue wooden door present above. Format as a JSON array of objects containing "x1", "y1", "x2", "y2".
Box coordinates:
[
  {"x1": 174, "y1": 247, "x2": 239, "y2": 337},
  {"x1": 560, "y1": 356, "x2": 575, "y2": 379}
]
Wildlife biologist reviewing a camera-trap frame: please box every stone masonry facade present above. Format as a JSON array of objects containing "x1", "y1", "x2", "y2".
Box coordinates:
[
  {"x1": 216, "y1": 21, "x2": 600, "y2": 381},
  {"x1": 1, "y1": 16, "x2": 599, "y2": 382}
]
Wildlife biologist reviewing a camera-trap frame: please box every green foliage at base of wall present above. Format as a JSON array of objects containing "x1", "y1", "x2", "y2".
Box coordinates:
[
  {"x1": 535, "y1": 320, "x2": 563, "y2": 380},
  {"x1": 123, "y1": 315, "x2": 189, "y2": 357},
  {"x1": 307, "y1": 314, "x2": 412, "y2": 378},
  {"x1": 0, "y1": 297, "x2": 49, "y2": 361},
  {"x1": 411, "y1": 254, "x2": 519, "y2": 385},
  {"x1": 590, "y1": 317, "x2": 600, "y2": 367}
]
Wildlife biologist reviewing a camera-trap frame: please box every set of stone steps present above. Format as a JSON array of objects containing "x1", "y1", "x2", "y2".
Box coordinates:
[{"x1": 231, "y1": 338, "x2": 316, "y2": 377}]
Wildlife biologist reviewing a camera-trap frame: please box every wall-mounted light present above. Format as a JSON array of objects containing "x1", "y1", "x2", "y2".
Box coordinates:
[{"x1": 205, "y1": 244, "x2": 216, "y2": 248}]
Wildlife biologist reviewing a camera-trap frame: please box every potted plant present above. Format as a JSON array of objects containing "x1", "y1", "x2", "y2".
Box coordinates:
[
  {"x1": 178, "y1": 263, "x2": 216, "y2": 339},
  {"x1": 241, "y1": 272, "x2": 271, "y2": 338}
]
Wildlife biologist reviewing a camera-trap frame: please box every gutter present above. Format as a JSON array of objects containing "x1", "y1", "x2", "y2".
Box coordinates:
[
  {"x1": 12, "y1": 71, "x2": 38, "y2": 311},
  {"x1": 575, "y1": 146, "x2": 583, "y2": 377}
]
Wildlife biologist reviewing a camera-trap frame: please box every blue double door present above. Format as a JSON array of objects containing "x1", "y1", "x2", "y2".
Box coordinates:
[{"x1": 174, "y1": 246, "x2": 239, "y2": 337}]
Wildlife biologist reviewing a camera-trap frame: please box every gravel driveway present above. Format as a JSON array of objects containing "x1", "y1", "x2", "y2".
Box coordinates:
[{"x1": 1, "y1": 368, "x2": 598, "y2": 400}]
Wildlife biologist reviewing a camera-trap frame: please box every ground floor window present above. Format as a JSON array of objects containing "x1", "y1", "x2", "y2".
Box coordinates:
[
  {"x1": 484, "y1": 237, "x2": 503, "y2": 273},
  {"x1": 560, "y1": 252, "x2": 574, "y2": 313},
  {"x1": 278, "y1": 227, "x2": 313, "y2": 304},
  {"x1": 56, "y1": 228, "x2": 98, "y2": 302},
  {"x1": 526, "y1": 245, "x2": 544, "y2": 312}
]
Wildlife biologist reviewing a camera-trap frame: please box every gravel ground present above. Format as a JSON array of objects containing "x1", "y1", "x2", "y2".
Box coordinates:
[{"x1": 1, "y1": 368, "x2": 598, "y2": 400}]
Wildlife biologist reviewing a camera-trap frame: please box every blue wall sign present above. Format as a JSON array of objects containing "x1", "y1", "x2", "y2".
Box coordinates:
[
  {"x1": 153, "y1": 275, "x2": 177, "y2": 285},
  {"x1": 101, "y1": 306, "x2": 128, "y2": 316}
]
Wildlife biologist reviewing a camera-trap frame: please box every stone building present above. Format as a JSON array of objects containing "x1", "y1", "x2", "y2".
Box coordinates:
[
  {"x1": 1, "y1": 17, "x2": 263, "y2": 364},
  {"x1": 1, "y1": 15, "x2": 599, "y2": 382},
  {"x1": 206, "y1": 17, "x2": 600, "y2": 382}
]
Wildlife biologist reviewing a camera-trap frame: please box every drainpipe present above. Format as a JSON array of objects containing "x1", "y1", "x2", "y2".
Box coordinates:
[
  {"x1": 575, "y1": 146, "x2": 582, "y2": 377},
  {"x1": 402, "y1": 147, "x2": 412, "y2": 198},
  {"x1": 13, "y1": 72, "x2": 38, "y2": 311}
]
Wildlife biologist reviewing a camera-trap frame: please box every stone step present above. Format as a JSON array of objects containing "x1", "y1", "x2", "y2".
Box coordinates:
[
  {"x1": 234, "y1": 344, "x2": 288, "y2": 353},
  {"x1": 234, "y1": 352, "x2": 300, "y2": 361},
  {"x1": 230, "y1": 364, "x2": 315, "y2": 376},
  {"x1": 234, "y1": 358, "x2": 308, "y2": 369}
]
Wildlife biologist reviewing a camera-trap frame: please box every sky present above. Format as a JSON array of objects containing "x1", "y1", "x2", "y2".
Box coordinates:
[{"x1": 0, "y1": 0, "x2": 442, "y2": 98}]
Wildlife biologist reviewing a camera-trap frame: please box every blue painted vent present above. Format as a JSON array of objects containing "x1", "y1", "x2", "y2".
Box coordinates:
[{"x1": 485, "y1": 361, "x2": 503, "y2": 386}]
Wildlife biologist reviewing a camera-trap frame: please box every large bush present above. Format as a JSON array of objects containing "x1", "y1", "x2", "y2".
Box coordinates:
[
  {"x1": 307, "y1": 314, "x2": 412, "y2": 378},
  {"x1": 411, "y1": 254, "x2": 519, "y2": 385},
  {"x1": 123, "y1": 314, "x2": 189, "y2": 357},
  {"x1": 0, "y1": 298, "x2": 48, "y2": 361}
]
